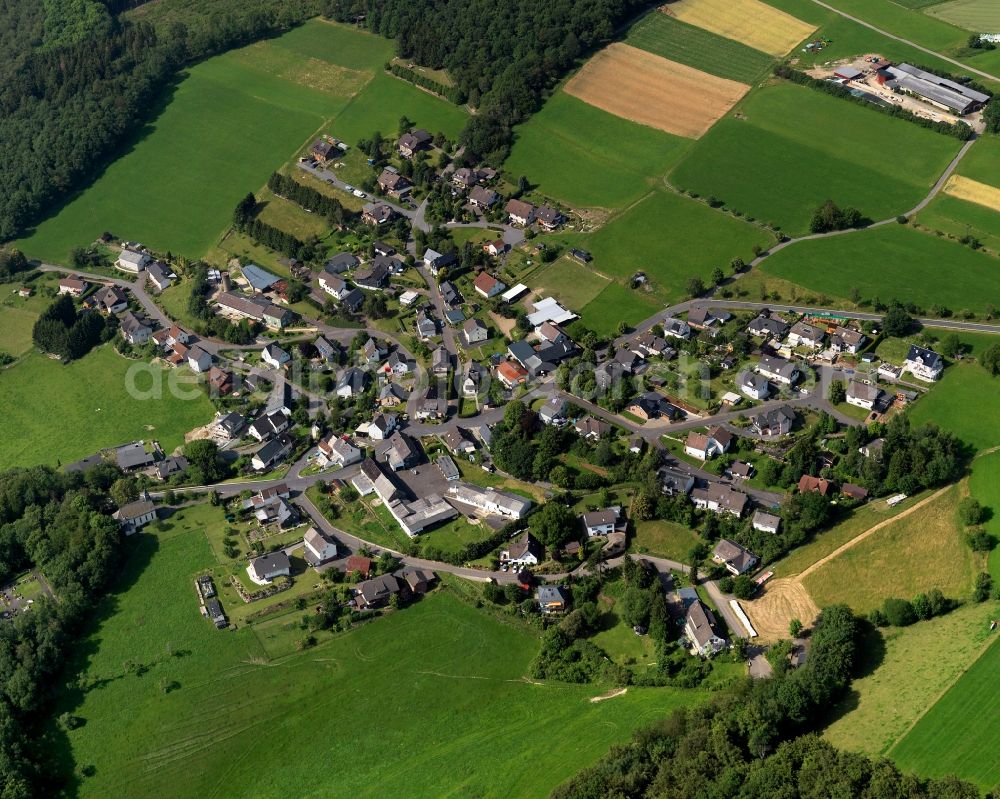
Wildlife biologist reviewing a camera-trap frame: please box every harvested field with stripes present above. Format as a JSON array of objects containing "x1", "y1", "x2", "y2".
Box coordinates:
[
  {"x1": 564, "y1": 43, "x2": 750, "y2": 138},
  {"x1": 661, "y1": 0, "x2": 816, "y2": 57},
  {"x1": 942, "y1": 174, "x2": 1000, "y2": 213}
]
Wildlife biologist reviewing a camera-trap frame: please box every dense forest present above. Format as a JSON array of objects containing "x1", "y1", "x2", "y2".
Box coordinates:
[
  {"x1": 0, "y1": 465, "x2": 127, "y2": 797},
  {"x1": 323, "y1": 0, "x2": 648, "y2": 163},
  {"x1": 553, "y1": 604, "x2": 980, "y2": 798},
  {"x1": 0, "y1": 0, "x2": 323, "y2": 242}
]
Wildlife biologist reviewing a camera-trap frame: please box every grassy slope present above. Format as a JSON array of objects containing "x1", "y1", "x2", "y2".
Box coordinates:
[
  {"x1": 15, "y1": 20, "x2": 466, "y2": 265},
  {"x1": 504, "y1": 91, "x2": 690, "y2": 208},
  {"x1": 625, "y1": 12, "x2": 775, "y2": 83},
  {"x1": 969, "y1": 452, "x2": 1000, "y2": 580},
  {"x1": 670, "y1": 82, "x2": 962, "y2": 235},
  {"x1": 53, "y1": 523, "x2": 702, "y2": 799},
  {"x1": 909, "y1": 362, "x2": 1000, "y2": 451},
  {"x1": 761, "y1": 224, "x2": 1000, "y2": 315},
  {"x1": 824, "y1": 599, "x2": 1000, "y2": 756},
  {"x1": 572, "y1": 190, "x2": 770, "y2": 295},
  {"x1": 891, "y1": 634, "x2": 1000, "y2": 788},
  {"x1": 927, "y1": 0, "x2": 1000, "y2": 31},
  {"x1": 773, "y1": 494, "x2": 926, "y2": 576},
  {"x1": 0, "y1": 346, "x2": 214, "y2": 469},
  {"x1": 0, "y1": 306, "x2": 37, "y2": 356},
  {"x1": 801, "y1": 483, "x2": 979, "y2": 613}
]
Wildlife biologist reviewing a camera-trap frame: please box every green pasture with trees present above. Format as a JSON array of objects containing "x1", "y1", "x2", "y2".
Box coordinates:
[{"x1": 51, "y1": 524, "x2": 702, "y2": 799}]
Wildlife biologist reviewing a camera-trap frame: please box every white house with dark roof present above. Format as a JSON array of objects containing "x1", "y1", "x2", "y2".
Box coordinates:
[
  {"x1": 903, "y1": 345, "x2": 943, "y2": 381},
  {"x1": 303, "y1": 527, "x2": 338, "y2": 567},
  {"x1": 786, "y1": 321, "x2": 826, "y2": 349},
  {"x1": 692, "y1": 483, "x2": 748, "y2": 517},
  {"x1": 581, "y1": 507, "x2": 621, "y2": 537},
  {"x1": 738, "y1": 370, "x2": 770, "y2": 400},
  {"x1": 247, "y1": 551, "x2": 291, "y2": 584},
  {"x1": 187, "y1": 346, "x2": 212, "y2": 373},
  {"x1": 712, "y1": 538, "x2": 757, "y2": 574},
  {"x1": 262, "y1": 343, "x2": 290, "y2": 369},
  {"x1": 752, "y1": 510, "x2": 781, "y2": 534},
  {"x1": 757, "y1": 354, "x2": 800, "y2": 385},
  {"x1": 685, "y1": 600, "x2": 727, "y2": 656},
  {"x1": 847, "y1": 380, "x2": 881, "y2": 410},
  {"x1": 119, "y1": 311, "x2": 151, "y2": 345},
  {"x1": 114, "y1": 499, "x2": 157, "y2": 534}
]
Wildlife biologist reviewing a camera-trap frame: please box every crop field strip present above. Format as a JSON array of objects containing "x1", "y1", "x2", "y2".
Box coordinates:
[
  {"x1": 625, "y1": 11, "x2": 776, "y2": 83},
  {"x1": 941, "y1": 174, "x2": 1000, "y2": 212},
  {"x1": 662, "y1": 0, "x2": 817, "y2": 57},
  {"x1": 563, "y1": 43, "x2": 751, "y2": 138}
]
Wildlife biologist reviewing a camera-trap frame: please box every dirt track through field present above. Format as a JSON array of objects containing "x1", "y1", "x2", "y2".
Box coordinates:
[
  {"x1": 662, "y1": 0, "x2": 816, "y2": 57},
  {"x1": 564, "y1": 43, "x2": 750, "y2": 138},
  {"x1": 796, "y1": 486, "x2": 951, "y2": 580},
  {"x1": 942, "y1": 174, "x2": 1000, "y2": 213},
  {"x1": 746, "y1": 487, "x2": 951, "y2": 640}
]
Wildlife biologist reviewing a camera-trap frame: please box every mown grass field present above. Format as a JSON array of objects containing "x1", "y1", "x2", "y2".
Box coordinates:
[
  {"x1": 0, "y1": 346, "x2": 214, "y2": 470},
  {"x1": 916, "y1": 193, "x2": 1000, "y2": 254},
  {"x1": 802, "y1": 483, "x2": 980, "y2": 613},
  {"x1": 891, "y1": 634, "x2": 1000, "y2": 789},
  {"x1": 529, "y1": 256, "x2": 612, "y2": 312},
  {"x1": 926, "y1": 0, "x2": 1000, "y2": 30},
  {"x1": 50, "y1": 522, "x2": 704, "y2": 799},
  {"x1": 772, "y1": 494, "x2": 924, "y2": 577},
  {"x1": 569, "y1": 189, "x2": 771, "y2": 299},
  {"x1": 0, "y1": 306, "x2": 37, "y2": 357},
  {"x1": 632, "y1": 518, "x2": 702, "y2": 561},
  {"x1": 761, "y1": 224, "x2": 1000, "y2": 315},
  {"x1": 824, "y1": 599, "x2": 1000, "y2": 756},
  {"x1": 16, "y1": 20, "x2": 465, "y2": 265},
  {"x1": 626, "y1": 11, "x2": 775, "y2": 83},
  {"x1": 909, "y1": 362, "x2": 1000, "y2": 452},
  {"x1": 670, "y1": 82, "x2": 963, "y2": 235},
  {"x1": 504, "y1": 91, "x2": 690, "y2": 208}
]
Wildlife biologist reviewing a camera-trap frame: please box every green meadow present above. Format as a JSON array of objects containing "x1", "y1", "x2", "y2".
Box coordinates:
[
  {"x1": 51, "y1": 522, "x2": 704, "y2": 799},
  {"x1": 670, "y1": 82, "x2": 963, "y2": 235},
  {"x1": 927, "y1": 0, "x2": 1000, "y2": 32},
  {"x1": 504, "y1": 92, "x2": 689, "y2": 208},
  {"x1": 625, "y1": 12, "x2": 775, "y2": 83},
  {"x1": 571, "y1": 189, "x2": 771, "y2": 296},
  {"x1": 969, "y1": 452, "x2": 1000, "y2": 580},
  {"x1": 0, "y1": 346, "x2": 214, "y2": 470},
  {"x1": 916, "y1": 193, "x2": 1000, "y2": 252},
  {"x1": 16, "y1": 20, "x2": 466, "y2": 265},
  {"x1": 891, "y1": 635, "x2": 1000, "y2": 789},
  {"x1": 761, "y1": 224, "x2": 1000, "y2": 315},
  {"x1": 909, "y1": 361, "x2": 1000, "y2": 452}
]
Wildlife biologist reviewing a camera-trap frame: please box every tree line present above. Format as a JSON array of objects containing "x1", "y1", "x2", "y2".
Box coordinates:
[
  {"x1": 773, "y1": 64, "x2": 975, "y2": 141},
  {"x1": 323, "y1": 0, "x2": 647, "y2": 164},
  {"x1": 232, "y1": 193, "x2": 307, "y2": 260},
  {"x1": 0, "y1": 0, "x2": 323, "y2": 242},
  {"x1": 385, "y1": 62, "x2": 464, "y2": 104},
  {"x1": 553, "y1": 603, "x2": 979, "y2": 798},
  {"x1": 266, "y1": 172, "x2": 358, "y2": 227},
  {"x1": 0, "y1": 464, "x2": 127, "y2": 797}
]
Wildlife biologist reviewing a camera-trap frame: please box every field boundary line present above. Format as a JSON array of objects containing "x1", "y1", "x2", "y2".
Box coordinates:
[
  {"x1": 887, "y1": 627, "x2": 1000, "y2": 755},
  {"x1": 796, "y1": 486, "x2": 950, "y2": 580}
]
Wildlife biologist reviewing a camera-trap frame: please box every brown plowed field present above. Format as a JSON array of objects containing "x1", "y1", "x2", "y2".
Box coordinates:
[{"x1": 564, "y1": 43, "x2": 750, "y2": 139}]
